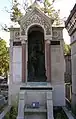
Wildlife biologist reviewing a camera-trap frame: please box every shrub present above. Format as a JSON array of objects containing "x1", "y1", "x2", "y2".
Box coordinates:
[{"x1": 5, "y1": 105, "x2": 18, "y2": 119}]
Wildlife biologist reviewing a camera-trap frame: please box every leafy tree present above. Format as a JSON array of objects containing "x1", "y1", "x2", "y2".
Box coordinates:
[
  {"x1": 10, "y1": 0, "x2": 23, "y2": 22},
  {"x1": 0, "y1": 38, "x2": 9, "y2": 77},
  {"x1": 4, "y1": 105, "x2": 18, "y2": 119},
  {"x1": 42, "y1": 0, "x2": 60, "y2": 23},
  {"x1": 64, "y1": 42, "x2": 71, "y2": 55},
  {"x1": 10, "y1": 0, "x2": 60, "y2": 24}
]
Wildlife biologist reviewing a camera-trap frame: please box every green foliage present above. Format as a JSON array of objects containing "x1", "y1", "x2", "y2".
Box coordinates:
[
  {"x1": 64, "y1": 42, "x2": 71, "y2": 55},
  {"x1": 9, "y1": 106, "x2": 17, "y2": 119},
  {"x1": 0, "y1": 39, "x2": 9, "y2": 77},
  {"x1": 41, "y1": 0, "x2": 60, "y2": 24},
  {"x1": 10, "y1": 0, "x2": 60, "y2": 24},
  {"x1": 5, "y1": 105, "x2": 18, "y2": 119},
  {"x1": 4, "y1": 112, "x2": 9, "y2": 119},
  {"x1": 11, "y1": 0, "x2": 22, "y2": 22},
  {"x1": 56, "y1": 112, "x2": 67, "y2": 119},
  {"x1": 54, "y1": 108, "x2": 68, "y2": 119}
]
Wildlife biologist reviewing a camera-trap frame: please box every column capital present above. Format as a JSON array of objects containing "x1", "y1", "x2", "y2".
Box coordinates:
[
  {"x1": 21, "y1": 40, "x2": 26, "y2": 44},
  {"x1": 20, "y1": 35, "x2": 27, "y2": 44},
  {"x1": 45, "y1": 39, "x2": 50, "y2": 44},
  {"x1": 45, "y1": 35, "x2": 52, "y2": 41}
]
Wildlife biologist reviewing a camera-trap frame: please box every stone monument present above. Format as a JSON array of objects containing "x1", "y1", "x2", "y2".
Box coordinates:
[{"x1": 9, "y1": 1, "x2": 65, "y2": 119}]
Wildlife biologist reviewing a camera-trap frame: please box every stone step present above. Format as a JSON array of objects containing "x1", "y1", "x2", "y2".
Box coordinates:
[
  {"x1": 17, "y1": 85, "x2": 54, "y2": 119},
  {"x1": 24, "y1": 108, "x2": 47, "y2": 113}
]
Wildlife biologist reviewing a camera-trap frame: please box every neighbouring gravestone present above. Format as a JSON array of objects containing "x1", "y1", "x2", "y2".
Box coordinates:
[{"x1": 65, "y1": 4, "x2": 76, "y2": 114}]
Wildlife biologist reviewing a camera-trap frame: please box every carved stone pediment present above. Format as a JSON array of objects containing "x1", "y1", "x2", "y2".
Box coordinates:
[{"x1": 19, "y1": 8, "x2": 53, "y2": 35}]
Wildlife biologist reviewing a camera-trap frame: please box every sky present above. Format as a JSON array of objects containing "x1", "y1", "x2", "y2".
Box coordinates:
[{"x1": 0, "y1": 0, "x2": 76, "y2": 46}]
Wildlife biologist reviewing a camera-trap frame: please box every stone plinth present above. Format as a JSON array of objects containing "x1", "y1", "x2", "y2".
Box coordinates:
[{"x1": 17, "y1": 83, "x2": 54, "y2": 119}]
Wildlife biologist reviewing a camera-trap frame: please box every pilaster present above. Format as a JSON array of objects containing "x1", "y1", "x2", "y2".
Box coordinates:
[
  {"x1": 9, "y1": 39, "x2": 13, "y2": 84},
  {"x1": 9, "y1": 39, "x2": 13, "y2": 105},
  {"x1": 21, "y1": 36, "x2": 27, "y2": 83},
  {"x1": 45, "y1": 37, "x2": 51, "y2": 82}
]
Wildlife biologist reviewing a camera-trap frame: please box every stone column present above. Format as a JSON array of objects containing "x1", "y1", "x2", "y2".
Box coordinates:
[
  {"x1": 9, "y1": 39, "x2": 13, "y2": 83},
  {"x1": 21, "y1": 39, "x2": 26, "y2": 83},
  {"x1": 9, "y1": 39, "x2": 13, "y2": 105},
  {"x1": 47, "y1": 92, "x2": 54, "y2": 119},
  {"x1": 45, "y1": 40, "x2": 51, "y2": 82}
]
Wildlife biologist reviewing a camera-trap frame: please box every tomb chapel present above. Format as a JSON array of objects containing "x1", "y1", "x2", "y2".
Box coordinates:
[{"x1": 9, "y1": 2, "x2": 65, "y2": 119}]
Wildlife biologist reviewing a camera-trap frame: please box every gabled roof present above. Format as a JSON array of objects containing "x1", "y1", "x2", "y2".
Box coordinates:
[{"x1": 18, "y1": 2, "x2": 53, "y2": 25}]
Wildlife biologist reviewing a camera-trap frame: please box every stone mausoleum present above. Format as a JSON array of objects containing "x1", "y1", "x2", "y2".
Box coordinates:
[
  {"x1": 9, "y1": 2, "x2": 65, "y2": 119},
  {"x1": 65, "y1": 4, "x2": 76, "y2": 113}
]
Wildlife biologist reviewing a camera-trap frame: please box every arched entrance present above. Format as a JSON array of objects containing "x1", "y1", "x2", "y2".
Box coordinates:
[{"x1": 28, "y1": 25, "x2": 46, "y2": 82}]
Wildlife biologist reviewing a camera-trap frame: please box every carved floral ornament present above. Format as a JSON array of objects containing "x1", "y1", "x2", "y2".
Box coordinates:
[
  {"x1": 21, "y1": 13, "x2": 52, "y2": 35},
  {"x1": 14, "y1": 31, "x2": 20, "y2": 40},
  {"x1": 15, "y1": 31, "x2": 20, "y2": 37},
  {"x1": 52, "y1": 30, "x2": 61, "y2": 38}
]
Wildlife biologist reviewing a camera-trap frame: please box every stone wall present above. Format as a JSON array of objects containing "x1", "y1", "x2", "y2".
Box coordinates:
[
  {"x1": 65, "y1": 4, "x2": 76, "y2": 113},
  {"x1": 9, "y1": 26, "x2": 65, "y2": 107},
  {"x1": 71, "y1": 38, "x2": 76, "y2": 112},
  {"x1": 51, "y1": 27, "x2": 65, "y2": 106},
  {"x1": 9, "y1": 28, "x2": 22, "y2": 105}
]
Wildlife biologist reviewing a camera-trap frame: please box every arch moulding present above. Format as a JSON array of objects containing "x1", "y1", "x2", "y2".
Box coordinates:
[
  {"x1": 26, "y1": 23, "x2": 46, "y2": 40},
  {"x1": 20, "y1": 10, "x2": 52, "y2": 40},
  {"x1": 20, "y1": 11, "x2": 52, "y2": 82}
]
